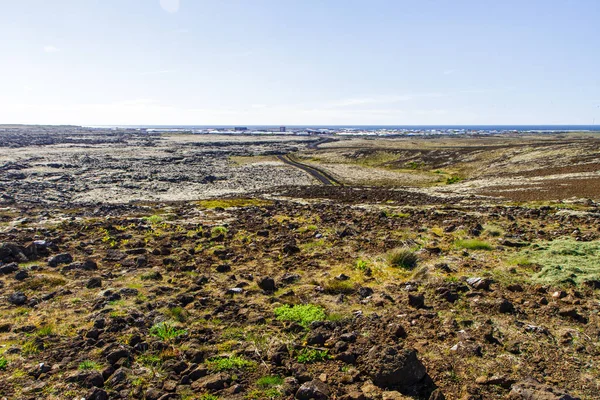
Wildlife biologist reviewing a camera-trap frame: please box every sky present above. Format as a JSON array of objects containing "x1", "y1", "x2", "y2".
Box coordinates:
[{"x1": 1, "y1": 0, "x2": 599, "y2": 126}]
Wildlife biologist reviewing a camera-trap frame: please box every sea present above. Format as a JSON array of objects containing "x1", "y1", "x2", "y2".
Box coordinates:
[{"x1": 90, "y1": 125, "x2": 600, "y2": 132}]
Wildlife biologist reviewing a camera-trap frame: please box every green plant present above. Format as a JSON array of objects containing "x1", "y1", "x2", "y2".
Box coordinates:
[
  {"x1": 22, "y1": 339, "x2": 43, "y2": 355},
  {"x1": 387, "y1": 248, "x2": 418, "y2": 269},
  {"x1": 211, "y1": 226, "x2": 228, "y2": 237},
  {"x1": 257, "y1": 375, "x2": 284, "y2": 388},
  {"x1": 168, "y1": 306, "x2": 189, "y2": 323},
  {"x1": 137, "y1": 353, "x2": 162, "y2": 367},
  {"x1": 446, "y1": 176, "x2": 463, "y2": 184},
  {"x1": 355, "y1": 259, "x2": 371, "y2": 273},
  {"x1": 198, "y1": 394, "x2": 220, "y2": 400},
  {"x1": 144, "y1": 215, "x2": 163, "y2": 224},
  {"x1": 141, "y1": 271, "x2": 162, "y2": 281},
  {"x1": 456, "y1": 239, "x2": 493, "y2": 251},
  {"x1": 37, "y1": 325, "x2": 54, "y2": 337},
  {"x1": 323, "y1": 279, "x2": 355, "y2": 294},
  {"x1": 0, "y1": 356, "x2": 8, "y2": 370},
  {"x1": 247, "y1": 388, "x2": 281, "y2": 399},
  {"x1": 274, "y1": 304, "x2": 326, "y2": 328},
  {"x1": 296, "y1": 348, "x2": 331, "y2": 363},
  {"x1": 149, "y1": 322, "x2": 187, "y2": 342},
  {"x1": 78, "y1": 360, "x2": 101, "y2": 370},
  {"x1": 205, "y1": 356, "x2": 256, "y2": 372}
]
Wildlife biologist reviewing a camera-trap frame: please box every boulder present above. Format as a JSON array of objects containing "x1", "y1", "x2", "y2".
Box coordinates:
[
  {"x1": 48, "y1": 253, "x2": 73, "y2": 267},
  {"x1": 359, "y1": 345, "x2": 426, "y2": 388},
  {"x1": 8, "y1": 291, "x2": 27, "y2": 306},
  {"x1": 296, "y1": 379, "x2": 331, "y2": 400},
  {"x1": 258, "y1": 276, "x2": 276, "y2": 291}
]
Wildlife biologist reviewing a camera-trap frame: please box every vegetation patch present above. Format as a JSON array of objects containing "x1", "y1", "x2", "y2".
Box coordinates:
[
  {"x1": 518, "y1": 239, "x2": 600, "y2": 285},
  {"x1": 386, "y1": 247, "x2": 418, "y2": 269},
  {"x1": 78, "y1": 360, "x2": 102, "y2": 370},
  {"x1": 274, "y1": 304, "x2": 326, "y2": 328},
  {"x1": 205, "y1": 356, "x2": 256, "y2": 372},
  {"x1": 0, "y1": 356, "x2": 8, "y2": 370},
  {"x1": 198, "y1": 198, "x2": 271, "y2": 209},
  {"x1": 149, "y1": 322, "x2": 187, "y2": 342},
  {"x1": 296, "y1": 348, "x2": 331, "y2": 363},
  {"x1": 456, "y1": 239, "x2": 493, "y2": 251}
]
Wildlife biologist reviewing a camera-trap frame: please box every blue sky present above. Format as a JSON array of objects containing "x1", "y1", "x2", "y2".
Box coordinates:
[{"x1": 1, "y1": 0, "x2": 599, "y2": 125}]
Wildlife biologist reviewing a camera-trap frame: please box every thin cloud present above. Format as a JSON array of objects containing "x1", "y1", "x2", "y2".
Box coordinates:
[
  {"x1": 328, "y1": 93, "x2": 444, "y2": 108},
  {"x1": 160, "y1": 0, "x2": 180, "y2": 13},
  {"x1": 43, "y1": 45, "x2": 59, "y2": 53},
  {"x1": 443, "y1": 69, "x2": 455, "y2": 75},
  {"x1": 141, "y1": 69, "x2": 177, "y2": 75}
]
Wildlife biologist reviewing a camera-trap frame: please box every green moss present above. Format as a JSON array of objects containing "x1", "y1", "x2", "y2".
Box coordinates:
[
  {"x1": 256, "y1": 375, "x2": 284, "y2": 387},
  {"x1": 274, "y1": 304, "x2": 326, "y2": 328},
  {"x1": 205, "y1": 356, "x2": 256, "y2": 372},
  {"x1": 0, "y1": 356, "x2": 8, "y2": 370},
  {"x1": 518, "y1": 239, "x2": 600, "y2": 285}
]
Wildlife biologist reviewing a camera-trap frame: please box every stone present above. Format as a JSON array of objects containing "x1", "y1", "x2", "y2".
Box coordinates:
[
  {"x1": 466, "y1": 277, "x2": 491, "y2": 290},
  {"x1": 106, "y1": 348, "x2": 132, "y2": 365},
  {"x1": 296, "y1": 379, "x2": 331, "y2": 400},
  {"x1": 508, "y1": 380, "x2": 580, "y2": 399},
  {"x1": 14, "y1": 270, "x2": 29, "y2": 280},
  {"x1": 283, "y1": 243, "x2": 300, "y2": 255},
  {"x1": 0, "y1": 262, "x2": 19, "y2": 274},
  {"x1": 48, "y1": 253, "x2": 73, "y2": 267},
  {"x1": 258, "y1": 276, "x2": 276, "y2": 291},
  {"x1": 408, "y1": 293, "x2": 426, "y2": 309},
  {"x1": 359, "y1": 345, "x2": 426, "y2": 388},
  {"x1": 191, "y1": 373, "x2": 231, "y2": 390},
  {"x1": 62, "y1": 259, "x2": 98, "y2": 272},
  {"x1": 8, "y1": 291, "x2": 27, "y2": 306},
  {"x1": 87, "y1": 277, "x2": 102, "y2": 289},
  {"x1": 498, "y1": 299, "x2": 515, "y2": 314},
  {"x1": 86, "y1": 387, "x2": 109, "y2": 400}
]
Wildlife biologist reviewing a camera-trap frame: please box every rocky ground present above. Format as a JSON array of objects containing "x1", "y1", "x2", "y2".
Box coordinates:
[{"x1": 1, "y1": 127, "x2": 599, "y2": 400}]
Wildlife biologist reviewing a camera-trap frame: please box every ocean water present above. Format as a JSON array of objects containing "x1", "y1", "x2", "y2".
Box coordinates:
[{"x1": 92, "y1": 125, "x2": 600, "y2": 132}]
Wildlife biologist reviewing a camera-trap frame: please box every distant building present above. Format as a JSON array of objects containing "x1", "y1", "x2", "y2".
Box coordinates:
[
  {"x1": 279, "y1": 126, "x2": 286, "y2": 132},
  {"x1": 234, "y1": 127, "x2": 248, "y2": 131}
]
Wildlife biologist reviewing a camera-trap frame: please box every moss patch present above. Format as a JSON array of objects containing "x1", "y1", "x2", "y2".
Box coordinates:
[{"x1": 518, "y1": 239, "x2": 600, "y2": 285}]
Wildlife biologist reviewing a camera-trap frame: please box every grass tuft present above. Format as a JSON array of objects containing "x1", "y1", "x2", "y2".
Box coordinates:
[
  {"x1": 456, "y1": 239, "x2": 493, "y2": 251},
  {"x1": 387, "y1": 248, "x2": 418, "y2": 269}
]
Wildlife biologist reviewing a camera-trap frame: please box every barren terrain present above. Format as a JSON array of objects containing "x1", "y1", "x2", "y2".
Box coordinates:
[{"x1": 1, "y1": 127, "x2": 599, "y2": 400}]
